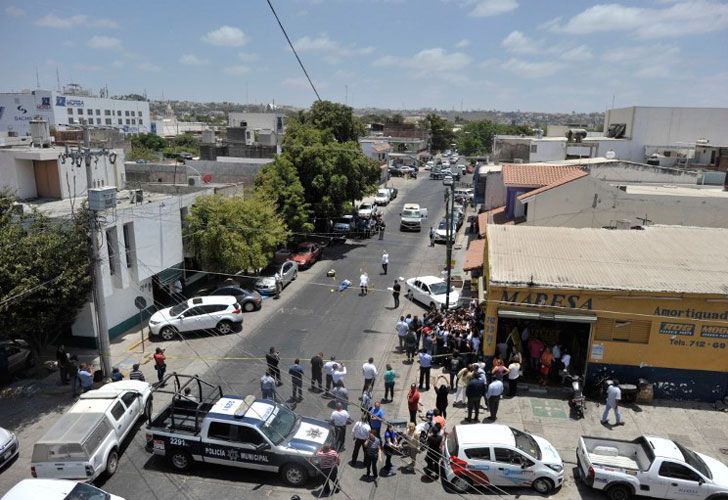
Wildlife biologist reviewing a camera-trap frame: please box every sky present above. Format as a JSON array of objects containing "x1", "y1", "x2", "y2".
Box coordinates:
[{"x1": 1, "y1": 0, "x2": 728, "y2": 112}]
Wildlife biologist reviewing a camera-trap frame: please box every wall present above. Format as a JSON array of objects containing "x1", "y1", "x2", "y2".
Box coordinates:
[
  {"x1": 483, "y1": 170, "x2": 506, "y2": 209},
  {"x1": 58, "y1": 148, "x2": 126, "y2": 198},
  {"x1": 0, "y1": 152, "x2": 36, "y2": 198},
  {"x1": 530, "y1": 139, "x2": 566, "y2": 162},
  {"x1": 585, "y1": 161, "x2": 699, "y2": 184},
  {"x1": 483, "y1": 284, "x2": 728, "y2": 400},
  {"x1": 125, "y1": 159, "x2": 271, "y2": 187},
  {"x1": 0, "y1": 92, "x2": 56, "y2": 135},
  {"x1": 604, "y1": 107, "x2": 635, "y2": 138},
  {"x1": 521, "y1": 175, "x2": 728, "y2": 228}
]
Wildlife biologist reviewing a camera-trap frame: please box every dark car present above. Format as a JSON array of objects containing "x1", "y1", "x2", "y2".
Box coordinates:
[{"x1": 200, "y1": 284, "x2": 262, "y2": 312}]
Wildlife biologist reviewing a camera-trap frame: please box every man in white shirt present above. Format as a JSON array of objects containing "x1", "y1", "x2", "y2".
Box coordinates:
[
  {"x1": 330, "y1": 402, "x2": 351, "y2": 451},
  {"x1": 486, "y1": 378, "x2": 504, "y2": 421},
  {"x1": 361, "y1": 357, "x2": 378, "y2": 394},
  {"x1": 507, "y1": 359, "x2": 521, "y2": 398},
  {"x1": 601, "y1": 380, "x2": 624, "y2": 426},
  {"x1": 332, "y1": 363, "x2": 347, "y2": 386},
  {"x1": 350, "y1": 414, "x2": 371, "y2": 464},
  {"x1": 395, "y1": 316, "x2": 410, "y2": 352},
  {"x1": 324, "y1": 356, "x2": 337, "y2": 394},
  {"x1": 381, "y1": 251, "x2": 389, "y2": 275},
  {"x1": 359, "y1": 272, "x2": 369, "y2": 295}
]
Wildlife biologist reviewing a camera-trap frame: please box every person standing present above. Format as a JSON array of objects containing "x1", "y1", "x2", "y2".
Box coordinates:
[
  {"x1": 381, "y1": 251, "x2": 389, "y2": 275},
  {"x1": 288, "y1": 359, "x2": 304, "y2": 401},
  {"x1": 418, "y1": 349, "x2": 432, "y2": 391},
  {"x1": 266, "y1": 347, "x2": 282, "y2": 386},
  {"x1": 310, "y1": 352, "x2": 323, "y2": 392},
  {"x1": 364, "y1": 430, "x2": 381, "y2": 481},
  {"x1": 359, "y1": 272, "x2": 369, "y2": 296},
  {"x1": 68, "y1": 355, "x2": 80, "y2": 397},
  {"x1": 539, "y1": 347, "x2": 553, "y2": 386},
  {"x1": 316, "y1": 444, "x2": 340, "y2": 496},
  {"x1": 407, "y1": 384, "x2": 421, "y2": 423},
  {"x1": 392, "y1": 279, "x2": 401, "y2": 308},
  {"x1": 129, "y1": 363, "x2": 145, "y2": 382},
  {"x1": 486, "y1": 377, "x2": 504, "y2": 421},
  {"x1": 324, "y1": 356, "x2": 337, "y2": 395},
  {"x1": 274, "y1": 271, "x2": 282, "y2": 299},
  {"x1": 331, "y1": 381, "x2": 349, "y2": 410},
  {"x1": 403, "y1": 423, "x2": 419, "y2": 472},
  {"x1": 56, "y1": 344, "x2": 69, "y2": 384},
  {"x1": 77, "y1": 364, "x2": 94, "y2": 393},
  {"x1": 383, "y1": 423, "x2": 400, "y2": 476},
  {"x1": 368, "y1": 401, "x2": 385, "y2": 440},
  {"x1": 362, "y1": 357, "x2": 378, "y2": 395},
  {"x1": 378, "y1": 220, "x2": 386, "y2": 240},
  {"x1": 332, "y1": 362, "x2": 347, "y2": 387},
  {"x1": 434, "y1": 375, "x2": 450, "y2": 419},
  {"x1": 507, "y1": 356, "x2": 521, "y2": 398},
  {"x1": 404, "y1": 328, "x2": 418, "y2": 363},
  {"x1": 466, "y1": 375, "x2": 485, "y2": 422},
  {"x1": 429, "y1": 225, "x2": 435, "y2": 246},
  {"x1": 383, "y1": 364, "x2": 396, "y2": 402},
  {"x1": 153, "y1": 348, "x2": 166, "y2": 385},
  {"x1": 330, "y1": 402, "x2": 351, "y2": 451},
  {"x1": 396, "y1": 316, "x2": 409, "y2": 352},
  {"x1": 424, "y1": 424, "x2": 443, "y2": 479},
  {"x1": 453, "y1": 365, "x2": 472, "y2": 406},
  {"x1": 260, "y1": 372, "x2": 276, "y2": 400},
  {"x1": 350, "y1": 414, "x2": 371, "y2": 465},
  {"x1": 601, "y1": 380, "x2": 624, "y2": 426}
]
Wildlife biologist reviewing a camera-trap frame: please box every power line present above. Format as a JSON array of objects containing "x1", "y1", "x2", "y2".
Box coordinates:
[{"x1": 264, "y1": 0, "x2": 322, "y2": 102}]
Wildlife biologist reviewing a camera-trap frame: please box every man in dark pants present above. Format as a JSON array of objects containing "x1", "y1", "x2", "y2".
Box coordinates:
[
  {"x1": 316, "y1": 444, "x2": 340, "y2": 496},
  {"x1": 310, "y1": 352, "x2": 323, "y2": 392},
  {"x1": 466, "y1": 376, "x2": 485, "y2": 422},
  {"x1": 288, "y1": 358, "x2": 304, "y2": 401},
  {"x1": 266, "y1": 347, "x2": 282, "y2": 386},
  {"x1": 486, "y1": 378, "x2": 504, "y2": 421},
  {"x1": 392, "y1": 280, "x2": 401, "y2": 308},
  {"x1": 407, "y1": 384, "x2": 420, "y2": 423},
  {"x1": 56, "y1": 344, "x2": 69, "y2": 384},
  {"x1": 418, "y1": 349, "x2": 432, "y2": 391},
  {"x1": 364, "y1": 430, "x2": 381, "y2": 481}
]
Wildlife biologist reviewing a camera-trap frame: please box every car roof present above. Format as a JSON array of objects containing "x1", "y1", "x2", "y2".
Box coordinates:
[
  {"x1": 185, "y1": 296, "x2": 238, "y2": 306},
  {"x1": 208, "y1": 396, "x2": 276, "y2": 426},
  {"x1": 3, "y1": 479, "x2": 106, "y2": 499},
  {"x1": 645, "y1": 436, "x2": 685, "y2": 461},
  {"x1": 297, "y1": 241, "x2": 317, "y2": 247},
  {"x1": 455, "y1": 424, "x2": 516, "y2": 447},
  {"x1": 411, "y1": 275, "x2": 445, "y2": 285}
]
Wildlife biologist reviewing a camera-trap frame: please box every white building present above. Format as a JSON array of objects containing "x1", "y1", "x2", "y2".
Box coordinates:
[
  {"x1": 493, "y1": 134, "x2": 632, "y2": 164},
  {"x1": 358, "y1": 138, "x2": 391, "y2": 162},
  {"x1": 227, "y1": 112, "x2": 286, "y2": 145},
  {"x1": 151, "y1": 117, "x2": 212, "y2": 138},
  {"x1": 0, "y1": 89, "x2": 150, "y2": 136}
]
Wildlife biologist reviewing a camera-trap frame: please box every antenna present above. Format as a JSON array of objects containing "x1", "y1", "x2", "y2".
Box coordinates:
[
  {"x1": 246, "y1": 81, "x2": 249, "y2": 105},
  {"x1": 35, "y1": 67, "x2": 40, "y2": 89},
  {"x1": 56, "y1": 67, "x2": 61, "y2": 90}
]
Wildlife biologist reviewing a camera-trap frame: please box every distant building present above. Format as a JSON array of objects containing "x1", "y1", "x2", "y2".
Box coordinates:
[
  {"x1": 151, "y1": 117, "x2": 213, "y2": 138},
  {"x1": 359, "y1": 138, "x2": 391, "y2": 162},
  {"x1": 0, "y1": 87, "x2": 150, "y2": 136},
  {"x1": 227, "y1": 112, "x2": 286, "y2": 146},
  {"x1": 359, "y1": 136, "x2": 426, "y2": 156}
]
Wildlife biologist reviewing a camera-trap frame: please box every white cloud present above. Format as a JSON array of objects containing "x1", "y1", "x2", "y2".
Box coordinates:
[
  {"x1": 35, "y1": 14, "x2": 118, "y2": 29},
  {"x1": 87, "y1": 36, "x2": 123, "y2": 50},
  {"x1": 224, "y1": 65, "x2": 251, "y2": 76},
  {"x1": 374, "y1": 48, "x2": 472, "y2": 72},
  {"x1": 138, "y1": 62, "x2": 161, "y2": 72},
  {"x1": 501, "y1": 31, "x2": 539, "y2": 54},
  {"x1": 455, "y1": 39, "x2": 471, "y2": 48},
  {"x1": 179, "y1": 54, "x2": 209, "y2": 66},
  {"x1": 282, "y1": 76, "x2": 329, "y2": 89},
  {"x1": 238, "y1": 52, "x2": 259, "y2": 63},
  {"x1": 501, "y1": 58, "x2": 563, "y2": 78},
  {"x1": 547, "y1": 1, "x2": 728, "y2": 38},
  {"x1": 292, "y1": 34, "x2": 374, "y2": 64},
  {"x1": 602, "y1": 43, "x2": 680, "y2": 63},
  {"x1": 5, "y1": 6, "x2": 25, "y2": 17},
  {"x1": 469, "y1": 0, "x2": 518, "y2": 17},
  {"x1": 202, "y1": 26, "x2": 248, "y2": 47},
  {"x1": 559, "y1": 45, "x2": 593, "y2": 61}
]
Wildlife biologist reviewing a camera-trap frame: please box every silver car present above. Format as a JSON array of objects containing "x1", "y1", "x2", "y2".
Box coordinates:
[
  {"x1": 0, "y1": 339, "x2": 33, "y2": 376},
  {"x1": 0, "y1": 426, "x2": 19, "y2": 469},
  {"x1": 254, "y1": 260, "x2": 298, "y2": 295}
]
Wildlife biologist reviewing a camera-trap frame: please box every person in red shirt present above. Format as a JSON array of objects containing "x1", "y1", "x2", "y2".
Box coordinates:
[
  {"x1": 407, "y1": 383, "x2": 420, "y2": 423},
  {"x1": 153, "y1": 347, "x2": 166, "y2": 385}
]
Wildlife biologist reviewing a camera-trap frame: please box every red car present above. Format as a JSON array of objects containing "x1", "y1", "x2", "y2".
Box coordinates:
[{"x1": 291, "y1": 242, "x2": 322, "y2": 269}]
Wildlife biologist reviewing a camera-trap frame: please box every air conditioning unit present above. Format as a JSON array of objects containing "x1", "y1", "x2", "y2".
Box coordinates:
[{"x1": 188, "y1": 175, "x2": 202, "y2": 186}]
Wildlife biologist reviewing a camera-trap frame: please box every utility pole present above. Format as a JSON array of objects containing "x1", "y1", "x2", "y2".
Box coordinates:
[{"x1": 444, "y1": 182, "x2": 455, "y2": 310}]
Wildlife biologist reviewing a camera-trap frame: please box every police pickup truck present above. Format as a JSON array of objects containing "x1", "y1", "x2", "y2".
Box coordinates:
[{"x1": 145, "y1": 375, "x2": 332, "y2": 487}]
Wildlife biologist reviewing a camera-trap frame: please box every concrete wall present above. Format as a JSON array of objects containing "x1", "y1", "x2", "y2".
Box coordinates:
[
  {"x1": 531, "y1": 139, "x2": 566, "y2": 162},
  {"x1": 484, "y1": 171, "x2": 506, "y2": 210},
  {"x1": 585, "y1": 161, "x2": 700, "y2": 184},
  {"x1": 125, "y1": 159, "x2": 271, "y2": 187},
  {"x1": 521, "y1": 175, "x2": 728, "y2": 228},
  {"x1": 0, "y1": 152, "x2": 35, "y2": 198}
]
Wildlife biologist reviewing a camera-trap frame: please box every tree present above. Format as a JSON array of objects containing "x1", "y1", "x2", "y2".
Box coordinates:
[
  {"x1": 254, "y1": 156, "x2": 313, "y2": 234},
  {"x1": 297, "y1": 100, "x2": 365, "y2": 143},
  {"x1": 183, "y1": 194, "x2": 288, "y2": 274},
  {"x1": 0, "y1": 193, "x2": 93, "y2": 363},
  {"x1": 131, "y1": 133, "x2": 166, "y2": 151},
  {"x1": 423, "y1": 113, "x2": 456, "y2": 152}
]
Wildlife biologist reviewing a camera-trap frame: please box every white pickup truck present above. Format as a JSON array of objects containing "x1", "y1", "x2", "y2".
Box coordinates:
[
  {"x1": 577, "y1": 435, "x2": 728, "y2": 500},
  {"x1": 400, "y1": 203, "x2": 428, "y2": 231}
]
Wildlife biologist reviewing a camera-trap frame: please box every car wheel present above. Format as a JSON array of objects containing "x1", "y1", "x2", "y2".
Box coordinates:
[
  {"x1": 606, "y1": 484, "x2": 632, "y2": 500},
  {"x1": 243, "y1": 301, "x2": 256, "y2": 312},
  {"x1": 169, "y1": 449, "x2": 193, "y2": 471},
  {"x1": 160, "y1": 327, "x2": 177, "y2": 341},
  {"x1": 449, "y1": 475, "x2": 471, "y2": 493},
  {"x1": 105, "y1": 449, "x2": 119, "y2": 477},
  {"x1": 216, "y1": 320, "x2": 233, "y2": 335},
  {"x1": 281, "y1": 462, "x2": 307, "y2": 487}
]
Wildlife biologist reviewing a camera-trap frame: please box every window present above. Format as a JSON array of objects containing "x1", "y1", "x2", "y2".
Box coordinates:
[
  {"x1": 208, "y1": 422, "x2": 235, "y2": 441},
  {"x1": 125, "y1": 110, "x2": 129, "y2": 116},
  {"x1": 494, "y1": 448, "x2": 516, "y2": 463},
  {"x1": 96, "y1": 118, "x2": 101, "y2": 125},
  {"x1": 95, "y1": 109, "x2": 100, "y2": 115},
  {"x1": 105, "y1": 118, "x2": 112, "y2": 125},
  {"x1": 595, "y1": 318, "x2": 651, "y2": 343},
  {"x1": 68, "y1": 118, "x2": 75, "y2": 124},
  {"x1": 106, "y1": 228, "x2": 117, "y2": 276},
  {"x1": 122, "y1": 223, "x2": 134, "y2": 268},
  {"x1": 464, "y1": 447, "x2": 491, "y2": 460},
  {"x1": 121, "y1": 392, "x2": 137, "y2": 407},
  {"x1": 131, "y1": 111, "x2": 135, "y2": 116},
  {"x1": 87, "y1": 109, "x2": 93, "y2": 115},
  {"x1": 110, "y1": 401, "x2": 126, "y2": 421},
  {"x1": 659, "y1": 462, "x2": 701, "y2": 482},
  {"x1": 118, "y1": 119, "x2": 122, "y2": 125},
  {"x1": 236, "y1": 426, "x2": 265, "y2": 445},
  {"x1": 183, "y1": 307, "x2": 204, "y2": 318},
  {"x1": 67, "y1": 108, "x2": 73, "y2": 114},
  {"x1": 201, "y1": 304, "x2": 226, "y2": 314},
  {"x1": 117, "y1": 110, "x2": 122, "y2": 116},
  {"x1": 126, "y1": 119, "x2": 130, "y2": 125},
  {"x1": 77, "y1": 108, "x2": 84, "y2": 115},
  {"x1": 131, "y1": 119, "x2": 136, "y2": 125},
  {"x1": 530, "y1": 144, "x2": 538, "y2": 153},
  {"x1": 105, "y1": 109, "x2": 111, "y2": 115},
  {"x1": 139, "y1": 119, "x2": 143, "y2": 125}
]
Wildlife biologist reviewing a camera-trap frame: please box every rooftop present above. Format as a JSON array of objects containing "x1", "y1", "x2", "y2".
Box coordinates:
[
  {"x1": 517, "y1": 170, "x2": 589, "y2": 200},
  {"x1": 24, "y1": 190, "x2": 173, "y2": 219},
  {"x1": 623, "y1": 184, "x2": 728, "y2": 198},
  {"x1": 502, "y1": 164, "x2": 585, "y2": 187},
  {"x1": 486, "y1": 224, "x2": 728, "y2": 295}
]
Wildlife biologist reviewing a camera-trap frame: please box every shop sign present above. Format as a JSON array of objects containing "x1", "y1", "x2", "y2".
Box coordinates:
[
  {"x1": 501, "y1": 290, "x2": 593, "y2": 310},
  {"x1": 701, "y1": 325, "x2": 728, "y2": 339},
  {"x1": 590, "y1": 343, "x2": 604, "y2": 360},
  {"x1": 654, "y1": 306, "x2": 728, "y2": 321},
  {"x1": 658, "y1": 322, "x2": 695, "y2": 337},
  {"x1": 56, "y1": 96, "x2": 84, "y2": 107}
]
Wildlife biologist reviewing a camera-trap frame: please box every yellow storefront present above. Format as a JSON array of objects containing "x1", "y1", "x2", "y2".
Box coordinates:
[{"x1": 481, "y1": 224, "x2": 728, "y2": 401}]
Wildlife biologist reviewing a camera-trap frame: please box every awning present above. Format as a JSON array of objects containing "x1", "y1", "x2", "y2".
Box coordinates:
[
  {"x1": 498, "y1": 309, "x2": 597, "y2": 323},
  {"x1": 156, "y1": 262, "x2": 184, "y2": 286},
  {"x1": 463, "y1": 239, "x2": 485, "y2": 272}
]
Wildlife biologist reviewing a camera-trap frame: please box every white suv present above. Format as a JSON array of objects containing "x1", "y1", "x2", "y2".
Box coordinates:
[{"x1": 148, "y1": 296, "x2": 243, "y2": 341}]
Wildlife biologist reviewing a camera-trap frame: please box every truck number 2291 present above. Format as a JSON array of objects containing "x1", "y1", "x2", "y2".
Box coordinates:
[{"x1": 170, "y1": 437, "x2": 186, "y2": 446}]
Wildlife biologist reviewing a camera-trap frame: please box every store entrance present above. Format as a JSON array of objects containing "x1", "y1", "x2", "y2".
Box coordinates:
[{"x1": 496, "y1": 316, "x2": 592, "y2": 384}]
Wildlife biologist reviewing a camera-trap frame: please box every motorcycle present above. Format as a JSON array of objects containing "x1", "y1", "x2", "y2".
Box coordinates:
[{"x1": 564, "y1": 371, "x2": 586, "y2": 419}]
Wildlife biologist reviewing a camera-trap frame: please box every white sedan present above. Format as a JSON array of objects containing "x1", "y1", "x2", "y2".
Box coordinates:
[
  {"x1": 1, "y1": 479, "x2": 124, "y2": 500},
  {"x1": 406, "y1": 275, "x2": 460, "y2": 310}
]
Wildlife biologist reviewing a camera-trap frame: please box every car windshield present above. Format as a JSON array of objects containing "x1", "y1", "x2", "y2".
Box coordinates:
[
  {"x1": 66, "y1": 483, "x2": 110, "y2": 500},
  {"x1": 510, "y1": 427, "x2": 541, "y2": 460},
  {"x1": 360, "y1": 204, "x2": 372, "y2": 210},
  {"x1": 169, "y1": 303, "x2": 188, "y2": 316},
  {"x1": 377, "y1": 190, "x2": 388, "y2": 196},
  {"x1": 258, "y1": 404, "x2": 298, "y2": 445},
  {"x1": 676, "y1": 442, "x2": 711, "y2": 479},
  {"x1": 429, "y1": 281, "x2": 450, "y2": 295},
  {"x1": 438, "y1": 221, "x2": 453, "y2": 230},
  {"x1": 402, "y1": 210, "x2": 418, "y2": 217},
  {"x1": 296, "y1": 245, "x2": 312, "y2": 253}
]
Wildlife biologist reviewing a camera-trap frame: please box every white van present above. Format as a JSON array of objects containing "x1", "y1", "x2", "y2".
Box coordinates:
[{"x1": 31, "y1": 381, "x2": 152, "y2": 482}]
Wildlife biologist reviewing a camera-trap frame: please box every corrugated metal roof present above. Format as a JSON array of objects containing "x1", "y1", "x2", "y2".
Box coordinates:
[
  {"x1": 486, "y1": 225, "x2": 728, "y2": 295},
  {"x1": 463, "y1": 239, "x2": 486, "y2": 272},
  {"x1": 502, "y1": 164, "x2": 585, "y2": 187}
]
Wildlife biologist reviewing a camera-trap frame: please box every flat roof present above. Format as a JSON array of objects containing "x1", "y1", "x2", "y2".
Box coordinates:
[
  {"x1": 455, "y1": 424, "x2": 515, "y2": 447},
  {"x1": 487, "y1": 224, "x2": 728, "y2": 295},
  {"x1": 623, "y1": 184, "x2": 728, "y2": 198},
  {"x1": 24, "y1": 191, "x2": 173, "y2": 219}
]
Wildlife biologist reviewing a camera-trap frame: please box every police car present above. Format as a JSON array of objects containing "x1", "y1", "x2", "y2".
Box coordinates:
[{"x1": 145, "y1": 377, "x2": 332, "y2": 487}]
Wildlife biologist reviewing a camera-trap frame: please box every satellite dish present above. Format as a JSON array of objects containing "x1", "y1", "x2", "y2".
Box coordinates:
[{"x1": 605, "y1": 150, "x2": 616, "y2": 159}]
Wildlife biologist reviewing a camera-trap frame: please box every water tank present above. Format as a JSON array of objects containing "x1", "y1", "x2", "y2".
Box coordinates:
[{"x1": 30, "y1": 118, "x2": 51, "y2": 147}]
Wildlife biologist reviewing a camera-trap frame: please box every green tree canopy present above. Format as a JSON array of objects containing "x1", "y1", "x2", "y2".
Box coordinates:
[
  {"x1": 423, "y1": 113, "x2": 456, "y2": 152},
  {"x1": 183, "y1": 194, "x2": 288, "y2": 273},
  {"x1": 131, "y1": 133, "x2": 166, "y2": 151},
  {"x1": 456, "y1": 120, "x2": 533, "y2": 155},
  {"x1": 0, "y1": 193, "x2": 93, "y2": 358},
  {"x1": 297, "y1": 100, "x2": 365, "y2": 143},
  {"x1": 254, "y1": 156, "x2": 313, "y2": 234}
]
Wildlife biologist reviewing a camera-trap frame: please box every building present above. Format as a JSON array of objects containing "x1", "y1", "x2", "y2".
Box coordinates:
[
  {"x1": 151, "y1": 117, "x2": 213, "y2": 138},
  {"x1": 358, "y1": 136, "x2": 426, "y2": 156},
  {"x1": 479, "y1": 224, "x2": 728, "y2": 401},
  {"x1": 125, "y1": 157, "x2": 272, "y2": 187},
  {"x1": 0, "y1": 87, "x2": 150, "y2": 136},
  {"x1": 359, "y1": 138, "x2": 391, "y2": 162},
  {"x1": 493, "y1": 134, "x2": 631, "y2": 164},
  {"x1": 501, "y1": 164, "x2": 587, "y2": 220},
  {"x1": 227, "y1": 112, "x2": 286, "y2": 146}
]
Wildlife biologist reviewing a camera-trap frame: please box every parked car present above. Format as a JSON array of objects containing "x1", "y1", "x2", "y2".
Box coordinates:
[
  {"x1": 577, "y1": 435, "x2": 728, "y2": 500},
  {"x1": 0, "y1": 426, "x2": 19, "y2": 470},
  {"x1": 333, "y1": 215, "x2": 355, "y2": 234},
  {"x1": 374, "y1": 189, "x2": 391, "y2": 205},
  {"x1": 357, "y1": 202, "x2": 378, "y2": 219},
  {"x1": 442, "y1": 424, "x2": 564, "y2": 494},
  {"x1": 434, "y1": 218, "x2": 457, "y2": 243},
  {"x1": 2, "y1": 479, "x2": 125, "y2": 500},
  {"x1": 291, "y1": 241, "x2": 323, "y2": 269},
  {"x1": 388, "y1": 187, "x2": 398, "y2": 200},
  {"x1": 443, "y1": 175, "x2": 454, "y2": 186},
  {"x1": 405, "y1": 275, "x2": 460, "y2": 310},
  {"x1": 0, "y1": 339, "x2": 33, "y2": 377},
  {"x1": 199, "y1": 284, "x2": 261, "y2": 312},
  {"x1": 254, "y1": 260, "x2": 298, "y2": 295},
  {"x1": 274, "y1": 247, "x2": 293, "y2": 263},
  {"x1": 149, "y1": 296, "x2": 244, "y2": 341},
  {"x1": 31, "y1": 381, "x2": 152, "y2": 482}
]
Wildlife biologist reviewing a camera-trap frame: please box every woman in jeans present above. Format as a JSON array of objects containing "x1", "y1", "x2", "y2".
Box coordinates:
[
  {"x1": 383, "y1": 364, "x2": 396, "y2": 402},
  {"x1": 382, "y1": 423, "x2": 400, "y2": 476}
]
